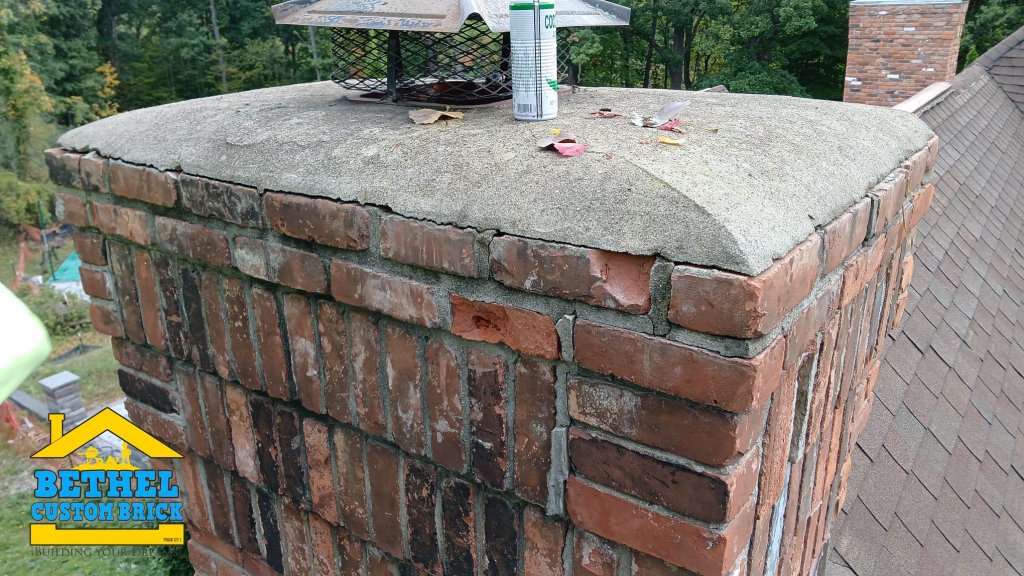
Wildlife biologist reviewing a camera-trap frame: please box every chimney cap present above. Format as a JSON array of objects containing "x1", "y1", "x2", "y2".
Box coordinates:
[{"x1": 272, "y1": 0, "x2": 631, "y2": 33}]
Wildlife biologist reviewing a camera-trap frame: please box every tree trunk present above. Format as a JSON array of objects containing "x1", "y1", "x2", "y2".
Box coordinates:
[
  {"x1": 669, "y1": 26, "x2": 684, "y2": 90},
  {"x1": 208, "y1": 0, "x2": 229, "y2": 93},
  {"x1": 99, "y1": 0, "x2": 120, "y2": 71},
  {"x1": 642, "y1": 2, "x2": 659, "y2": 88},
  {"x1": 308, "y1": 27, "x2": 322, "y2": 81}
]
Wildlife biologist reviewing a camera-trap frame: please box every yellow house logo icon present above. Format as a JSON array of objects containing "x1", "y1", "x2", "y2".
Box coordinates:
[{"x1": 30, "y1": 409, "x2": 185, "y2": 546}]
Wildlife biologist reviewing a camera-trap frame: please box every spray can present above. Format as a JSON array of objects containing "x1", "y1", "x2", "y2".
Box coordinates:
[{"x1": 510, "y1": 1, "x2": 558, "y2": 121}]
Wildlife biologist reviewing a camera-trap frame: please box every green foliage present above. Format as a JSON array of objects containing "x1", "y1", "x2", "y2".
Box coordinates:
[
  {"x1": 0, "y1": 171, "x2": 52, "y2": 226},
  {"x1": 960, "y1": 0, "x2": 1024, "y2": 69},
  {"x1": 17, "y1": 284, "x2": 90, "y2": 337}
]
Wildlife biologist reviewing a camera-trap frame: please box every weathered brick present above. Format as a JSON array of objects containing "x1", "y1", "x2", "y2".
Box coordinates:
[
  {"x1": 108, "y1": 161, "x2": 178, "y2": 207},
  {"x1": 255, "y1": 487, "x2": 284, "y2": 572},
  {"x1": 366, "y1": 550, "x2": 398, "y2": 576},
  {"x1": 334, "y1": 427, "x2": 370, "y2": 540},
  {"x1": 79, "y1": 152, "x2": 107, "y2": 193},
  {"x1": 252, "y1": 286, "x2": 291, "y2": 400},
  {"x1": 249, "y1": 395, "x2": 281, "y2": 494},
  {"x1": 336, "y1": 530, "x2": 365, "y2": 575},
  {"x1": 179, "y1": 455, "x2": 212, "y2": 533},
  {"x1": 124, "y1": 400, "x2": 186, "y2": 453},
  {"x1": 484, "y1": 493, "x2": 519, "y2": 576},
  {"x1": 154, "y1": 216, "x2": 230, "y2": 266},
  {"x1": 107, "y1": 242, "x2": 146, "y2": 345},
  {"x1": 281, "y1": 503, "x2": 311, "y2": 576},
  {"x1": 223, "y1": 277, "x2": 262, "y2": 391},
  {"x1": 199, "y1": 371, "x2": 235, "y2": 471},
  {"x1": 426, "y1": 338, "x2": 466, "y2": 472},
  {"x1": 308, "y1": 512, "x2": 337, "y2": 576},
  {"x1": 153, "y1": 254, "x2": 188, "y2": 359},
  {"x1": 567, "y1": 376, "x2": 765, "y2": 467},
  {"x1": 234, "y1": 237, "x2": 327, "y2": 294},
  {"x1": 318, "y1": 303, "x2": 350, "y2": 422},
  {"x1": 275, "y1": 406, "x2": 308, "y2": 506},
  {"x1": 906, "y1": 182, "x2": 935, "y2": 229},
  {"x1": 303, "y1": 418, "x2": 339, "y2": 525},
  {"x1": 823, "y1": 198, "x2": 872, "y2": 274},
  {"x1": 524, "y1": 506, "x2": 566, "y2": 576},
  {"x1": 668, "y1": 235, "x2": 821, "y2": 338},
  {"x1": 574, "y1": 321, "x2": 783, "y2": 413},
  {"x1": 404, "y1": 459, "x2": 439, "y2": 572},
  {"x1": 80, "y1": 267, "x2": 112, "y2": 300},
  {"x1": 56, "y1": 192, "x2": 88, "y2": 227},
  {"x1": 44, "y1": 148, "x2": 81, "y2": 188},
  {"x1": 118, "y1": 368, "x2": 177, "y2": 414},
  {"x1": 264, "y1": 192, "x2": 370, "y2": 251},
  {"x1": 385, "y1": 324, "x2": 425, "y2": 454},
  {"x1": 285, "y1": 294, "x2": 322, "y2": 413},
  {"x1": 133, "y1": 249, "x2": 167, "y2": 351},
  {"x1": 568, "y1": 477, "x2": 755, "y2": 576},
  {"x1": 231, "y1": 474, "x2": 260, "y2": 556},
  {"x1": 490, "y1": 235, "x2": 656, "y2": 313},
  {"x1": 202, "y1": 461, "x2": 236, "y2": 545},
  {"x1": 380, "y1": 215, "x2": 479, "y2": 277},
  {"x1": 514, "y1": 358, "x2": 557, "y2": 506},
  {"x1": 366, "y1": 442, "x2": 403, "y2": 558},
  {"x1": 840, "y1": 237, "x2": 886, "y2": 308},
  {"x1": 349, "y1": 312, "x2": 385, "y2": 436},
  {"x1": 224, "y1": 384, "x2": 261, "y2": 485},
  {"x1": 111, "y1": 339, "x2": 171, "y2": 381},
  {"x1": 469, "y1": 348, "x2": 509, "y2": 490},
  {"x1": 180, "y1": 174, "x2": 262, "y2": 227},
  {"x1": 331, "y1": 260, "x2": 441, "y2": 328},
  {"x1": 178, "y1": 267, "x2": 215, "y2": 373},
  {"x1": 201, "y1": 272, "x2": 233, "y2": 380},
  {"x1": 89, "y1": 300, "x2": 124, "y2": 337},
  {"x1": 451, "y1": 294, "x2": 559, "y2": 360},
  {"x1": 632, "y1": 552, "x2": 695, "y2": 575},
  {"x1": 177, "y1": 367, "x2": 211, "y2": 458},
  {"x1": 869, "y1": 169, "x2": 909, "y2": 234},
  {"x1": 441, "y1": 477, "x2": 477, "y2": 575},
  {"x1": 574, "y1": 530, "x2": 619, "y2": 576},
  {"x1": 569, "y1": 428, "x2": 760, "y2": 523},
  {"x1": 88, "y1": 202, "x2": 151, "y2": 245},
  {"x1": 73, "y1": 232, "x2": 107, "y2": 265}
]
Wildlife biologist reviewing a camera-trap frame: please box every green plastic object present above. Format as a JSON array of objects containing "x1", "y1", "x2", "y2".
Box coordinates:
[
  {"x1": 50, "y1": 250, "x2": 82, "y2": 283},
  {"x1": 0, "y1": 283, "x2": 52, "y2": 402}
]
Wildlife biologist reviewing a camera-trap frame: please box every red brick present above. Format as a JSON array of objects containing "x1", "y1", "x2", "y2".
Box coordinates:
[
  {"x1": 202, "y1": 467, "x2": 239, "y2": 553},
  {"x1": 381, "y1": 215, "x2": 479, "y2": 277},
  {"x1": 632, "y1": 552, "x2": 696, "y2": 575},
  {"x1": 569, "y1": 428, "x2": 760, "y2": 523},
  {"x1": 451, "y1": 295, "x2": 559, "y2": 360},
  {"x1": 252, "y1": 286, "x2": 291, "y2": 400},
  {"x1": 180, "y1": 174, "x2": 262, "y2": 228},
  {"x1": 56, "y1": 192, "x2": 88, "y2": 227},
  {"x1": 524, "y1": 506, "x2": 566, "y2": 576},
  {"x1": 80, "y1": 267, "x2": 112, "y2": 299},
  {"x1": 201, "y1": 272, "x2": 233, "y2": 380},
  {"x1": 760, "y1": 381, "x2": 799, "y2": 510},
  {"x1": 567, "y1": 376, "x2": 765, "y2": 467},
  {"x1": 823, "y1": 198, "x2": 872, "y2": 274},
  {"x1": 366, "y1": 442, "x2": 403, "y2": 558},
  {"x1": 123, "y1": 400, "x2": 186, "y2": 453},
  {"x1": 275, "y1": 407, "x2": 308, "y2": 506},
  {"x1": 224, "y1": 384, "x2": 261, "y2": 485},
  {"x1": 906, "y1": 182, "x2": 935, "y2": 229},
  {"x1": 385, "y1": 324, "x2": 425, "y2": 454},
  {"x1": 367, "y1": 550, "x2": 398, "y2": 576},
  {"x1": 336, "y1": 531, "x2": 365, "y2": 574},
  {"x1": 186, "y1": 537, "x2": 220, "y2": 575},
  {"x1": 154, "y1": 216, "x2": 230, "y2": 266},
  {"x1": 784, "y1": 277, "x2": 839, "y2": 371},
  {"x1": 179, "y1": 455, "x2": 212, "y2": 533},
  {"x1": 514, "y1": 358, "x2": 557, "y2": 506},
  {"x1": 868, "y1": 169, "x2": 909, "y2": 233},
  {"x1": 107, "y1": 242, "x2": 146, "y2": 345},
  {"x1": 179, "y1": 267, "x2": 217, "y2": 373},
  {"x1": 331, "y1": 260, "x2": 442, "y2": 327},
  {"x1": 88, "y1": 202, "x2": 152, "y2": 245},
  {"x1": 285, "y1": 294, "x2": 322, "y2": 413},
  {"x1": 441, "y1": 478, "x2": 478, "y2": 574},
  {"x1": 44, "y1": 148, "x2": 82, "y2": 188},
  {"x1": 926, "y1": 136, "x2": 940, "y2": 172},
  {"x1": 90, "y1": 300, "x2": 124, "y2": 337},
  {"x1": 574, "y1": 321, "x2": 783, "y2": 413},
  {"x1": 468, "y1": 348, "x2": 509, "y2": 489},
  {"x1": 903, "y1": 147, "x2": 929, "y2": 193},
  {"x1": 243, "y1": 551, "x2": 282, "y2": 576},
  {"x1": 840, "y1": 236, "x2": 886, "y2": 308},
  {"x1": 318, "y1": 303, "x2": 350, "y2": 423},
  {"x1": 108, "y1": 161, "x2": 178, "y2": 207},
  {"x1": 199, "y1": 371, "x2": 235, "y2": 471},
  {"x1": 249, "y1": 396, "x2": 282, "y2": 494},
  {"x1": 223, "y1": 277, "x2": 262, "y2": 392},
  {"x1": 177, "y1": 368, "x2": 211, "y2": 459},
  {"x1": 231, "y1": 475, "x2": 260, "y2": 557},
  {"x1": 111, "y1": 339, "x2": 171, "y2": 381},
  {"x1": 264, "y1": 192, "x2": 370, "y2": 251},
  {"x1": 152, "y1": 254, "x2": 188, "y2": 359},
  {"x1": 483, "y1": 494, "x2": 519, "y2": 575},
  {"x1": 668, "y1": 235, "x2": 821, "y2": 338},
  {"x1": 297, "y1": 512, "x2": 333, "y2": 576},
  {"x1": 490, "y1": 235, "x2": 656, "y2": 313},
  {"x1": 234, "y1": 237, "x2": 327, "y2": 294},
  {"x1": 573, "y1": 530, "x2": 619, "y2": 576},
  {"x1": 333, "y1": 427, "x2": 370, "y2": 540},
  {"x1": 79, "y1": 152, "x2": 107, "y2": 193},
  {"x1": 281, "y1": 503, "x2": 311, "y2": 576},
  {"x1": 426, "y1": 338, "x2": 466, "y2": 472},
  {"x1": 349, "y1": 312, "x2": 385, "y2": 436},
  {"x1": 303, "y1": 418, "x2": 339, "y2": 525},
  {"x1": 134, "y1": 249, "x2": 167, "y2": 351},
  {"x1": 567, "y1": 477, "x2": 755, "y2": 576},
  {"x1": 404, "y1": 459, "x2": 440, "y2": 572},
  {"x1": 73, "y1": 232, "x2": 106, "y2": 265}
]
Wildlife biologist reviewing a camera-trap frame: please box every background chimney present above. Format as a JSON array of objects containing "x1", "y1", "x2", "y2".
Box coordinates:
[{"x1": 844, "y1": 0, "x2": 969, "y2": 106}]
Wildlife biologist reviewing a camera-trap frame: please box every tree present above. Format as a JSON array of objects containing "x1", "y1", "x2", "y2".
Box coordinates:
[{"x1": 960, "y1": 0, "x2": 1024, "y2": 69}]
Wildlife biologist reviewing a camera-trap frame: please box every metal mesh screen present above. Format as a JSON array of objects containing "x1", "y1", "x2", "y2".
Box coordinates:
[{"x1": 328, "y1": 16, "x2": 576, "y2": 104}]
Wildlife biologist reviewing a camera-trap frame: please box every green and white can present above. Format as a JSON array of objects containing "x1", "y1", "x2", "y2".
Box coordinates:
[{"x1": 510, "y1": 1, "x2": 558, "y2": 121}]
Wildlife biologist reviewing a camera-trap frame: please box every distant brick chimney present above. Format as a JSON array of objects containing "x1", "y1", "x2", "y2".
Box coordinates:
[{"x1": 844, "y1": 0, "x2": 969, "y2": 106}]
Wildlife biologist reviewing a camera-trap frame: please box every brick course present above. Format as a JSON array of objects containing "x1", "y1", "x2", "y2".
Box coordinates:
[{"x1": 53, "y1": 146, "x2": 933, "y2": 576}]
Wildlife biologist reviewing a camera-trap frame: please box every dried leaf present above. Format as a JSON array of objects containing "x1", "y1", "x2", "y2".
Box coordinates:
[
  {"x1": 658, "y1": 118, "x2": 681, "y2": 131},
  {"x1": 590, "y1": 110, "x2": 622, "y2": 119},
  {"x1": 707, "y1": 127, "x2": 720, "y2": 134},
  {"x1": 409, "y1": 109, "x2": 465, "y2": 125},
  {"x1": 537, "y1": 134, "x2": 579, "y2": 148},
  {"x1": 550, "y1": 128, "x2": 562, "y2": 135},
  {"x1": 657, "y1": 135, "x2": 683, "y2": 146},
  {"x1": 554, "y1": 142, "x2": 588, "y2": 157}
]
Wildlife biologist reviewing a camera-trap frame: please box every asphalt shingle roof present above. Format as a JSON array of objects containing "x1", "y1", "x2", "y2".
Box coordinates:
[{"x1": 828, "y1": 29, "x2": 1024, "y2": 576}]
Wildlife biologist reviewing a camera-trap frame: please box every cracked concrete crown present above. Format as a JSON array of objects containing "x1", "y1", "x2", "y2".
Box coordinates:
[{"x1": 59, "y1": 82, "x2": 933, "y2": 275}]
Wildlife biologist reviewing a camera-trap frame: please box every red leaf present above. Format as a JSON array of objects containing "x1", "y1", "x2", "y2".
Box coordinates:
[
  {"x1": 658, "y1": 118, "x2": 681, "y2": 131},
  {"x1": 554, "y1": 142, "x2": 588, "y2": 157}
]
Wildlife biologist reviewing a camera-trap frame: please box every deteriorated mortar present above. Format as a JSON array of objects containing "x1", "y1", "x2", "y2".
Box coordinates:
[{"x1": 47, "y1": 85, "x2": 937, "y2": 576}]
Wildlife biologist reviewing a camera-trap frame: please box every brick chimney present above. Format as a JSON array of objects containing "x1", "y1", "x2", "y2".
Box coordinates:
[
  {"x1": 48, "y1": 85, "x2": 937, "y2": 576},
  {"x1": 844, "y1": 0, "x2": 969, "y2": 106}
]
